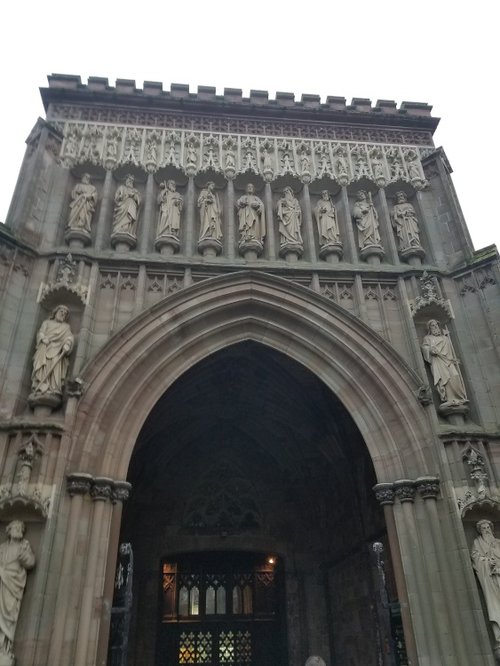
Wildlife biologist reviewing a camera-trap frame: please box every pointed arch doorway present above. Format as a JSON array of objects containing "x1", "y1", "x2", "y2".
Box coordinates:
[{"x1": 116, "y1": 341, "x2": 402, "y2": 666}]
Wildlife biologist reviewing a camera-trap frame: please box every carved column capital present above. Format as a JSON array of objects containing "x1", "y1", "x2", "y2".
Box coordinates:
[
  {"x1": 113, "y1": 480, "x2": 132, "y2": 504},
  {"x1": 393, "y1": 479, "x2": 417, "y2": 503},
  {"x1": 90, "y1": 477, "x2": 114, "y2": 502},
  {"x1": 67, "y1": 472, "x2": 93, "y2": 496},
  {"x1": 373, "y1": 482, "x2": 395, "y2": 506},
  {"x1": 416, "y1": 476, "x2": 440, "y2": 500}
]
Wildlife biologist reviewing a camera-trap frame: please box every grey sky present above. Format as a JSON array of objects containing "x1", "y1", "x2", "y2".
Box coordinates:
[{"x1": 1, "y1": 0, "x2": 497, "y2": 251}]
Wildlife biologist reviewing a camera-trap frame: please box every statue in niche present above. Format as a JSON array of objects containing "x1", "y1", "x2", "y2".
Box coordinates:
[
  {"x1": 262, "y1": 148, "x2": 273, "y2": 172},
  {"x1": 31, "y1": 305, "x2": 74, "y2": 398},
  {"x1": 0, "y1": 521, "x2": 35, "y2": 664},
  {"x1": 471, "y1": 520, "x2": 500, "y2": 654},
  {"x1": 112, "y1": 175, "x2": 141, "y2": 236},
  {"x1": 157, "y1": 180, "x2": 183, "y2": 238},
  {"x1": 314, "y1": 191, "x2": 340, "y2": 246},
  {"x1": 67, "y1": 173, "x2": 97, "y2": 233},
  {"x1": 276, "y1": 187, "x2": 302, "y2": 245},
  {"x1": 198, "y1": 182, "x2": 222, "y2": 241},
  {"x1": 236, "y1": 183, "x2": 265, "y2": 245},
  {"x1": 352, "y1": 190, "x2": 381, "y2": 248},
  {"x1": 421, "y1": 319, "x2": 468, "y2": 406},
  {"x1": 391, "y1": 191, "x2": 422, "y2": 251}
]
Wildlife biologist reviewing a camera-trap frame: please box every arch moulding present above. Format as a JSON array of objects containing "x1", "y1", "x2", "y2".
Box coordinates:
[{"x1": 68, "y1": 270, "x2": 436, "y2": 482}]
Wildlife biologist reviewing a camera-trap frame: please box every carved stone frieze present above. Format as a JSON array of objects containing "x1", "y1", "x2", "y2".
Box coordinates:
[
  {"x1": 66, "y1": 473, "x2": 132, "y2": 504},
  {"x1": 393, "y1": 479, "x2": 417, "y2": 503},
  {"x1": 373, "y1": 483, "x2": 395, "y2": 506},
  {"x1": 51, "y1": 105, "x2": 435, "y2": 146},
  {"x1": 415, "y1": 476, "x2": 440, "y2": 500},
  {"x1": 59, "y1": 121, "x2": 430, "y2": 189},
  {"x1": 66, "y1": 472, "x2": 93, "y2": 496},
  {"x1": 90, "y1": 477, "x2": 114, "y2": 501}
]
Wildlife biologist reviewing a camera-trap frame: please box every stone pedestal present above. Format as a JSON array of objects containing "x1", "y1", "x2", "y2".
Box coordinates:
[
  {"x1": 198, "y1": 238, "x2": 222, "y2": 258},
  {"x1": 279, "y1": 242, "x2": 303, "y2": 262},
  {"x1": 438, "y1": 400, "x2": 469, "y2": 424},
  {"x1": 359, "y1": 244, "x2": 384, "y2": 265},
  {"x1": 110, "y1": 232, "x2": 137, "y2": 252},
  {"x1": 65, "y1": 228, "x2": 91, "y2": 249},
  {"x1": 239, "y1": 239, "x2": 263, "y2": 261},
  {"x1": 28, "y1": 392, "x2": 62, "y2": 415},
  {"x1": 400, "y1": 245, "x2": 425, "y2": 266},
  {"x1": 319, "y1": 242, "x2": 343, "y2": 263},
  {"x1": 155, "y1": 234, "x2": 180, "y2": 255}
]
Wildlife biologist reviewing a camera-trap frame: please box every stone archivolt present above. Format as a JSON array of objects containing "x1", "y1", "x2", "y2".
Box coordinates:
[{"x1": 59, "y1": 122, "x2": 429, "y2": 188}]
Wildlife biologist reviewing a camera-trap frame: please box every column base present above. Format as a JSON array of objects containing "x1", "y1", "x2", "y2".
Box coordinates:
[
  {"x1": 359, "y1": 244, "x2": 385, "y2": 264},
  {"x1": 198, "y1": 238, "x2": 222, "y2": 258},
  {"x1": 399, "y1": 246, "x2": 425, "y2": 265},
  {"x1": 239, "y1": 239, "x2": 263, "y2": 260},
  {"x1": 110, "y1": 232, "x2": 137, "y2": 252},
  {"x1": 279, "y1": 242, "x2": 303, "y2": 262},
  {"x1": 319, "y1": 242, "x2": 343, "y2": 263},
  {"x1": 28, "y1": 391, "x2": 62, "y2": 415},
  {"x1": 438, "y1": 400, "x2": 469, "y2": 424},
  {"x1": 155, "y1": 234, "x2": 180, "y2": 255},
  {"x1": 65, "y1": 228, "x2": 92, "y2": 249}
]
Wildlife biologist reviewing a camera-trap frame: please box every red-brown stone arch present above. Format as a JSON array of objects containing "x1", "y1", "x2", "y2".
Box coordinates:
[{"x1": 69, "y1": 270, "x2": 436, "y2": 482}]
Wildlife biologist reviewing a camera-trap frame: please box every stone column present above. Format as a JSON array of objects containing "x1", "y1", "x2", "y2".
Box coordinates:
[
  {"x1": 225, "y1": 179, "x2": 236, "y2": 261},
  {"x1": 139, "y1": 172, "x2": 155, "y2": 254},
  {"x1": 415, "y1": 477, "x2": 470, "y2": 666},
  {"x1": 95, "y1": 170, "x2": 114, "y2": 250},
  {"x1": 264, "y1": 183, "x2": 276, "y2": 261},
  {"x1": 73, "y1": 477, "x2": 114, "y2": 666},
  {"x1": 95, "y1": 481, "x2": 132, "y2": 666},
  {"x1": 373, "y1": 483, "x2": 418, "y2": 666},
  {"x1": 184, "y1": 177, "x2": 196, "y2": 257},
  {"x1": 339, "y1": 187, "x2": 357, "y2": 263},
  {"x1": 301, "y1": 183, "x2": 317, "y2": 263},
  {"x1": 48, "y1": 473, "x2": 93, "y2": 666},
  {"x1": 72, "y1": 262, "x2": 100, "y2": 376},
  {"x1": 377, "y1": 189, "x2": 400, "y2": 265}
]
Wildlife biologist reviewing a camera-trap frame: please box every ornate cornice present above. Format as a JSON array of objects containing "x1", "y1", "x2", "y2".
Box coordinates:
[
  {"x1": 66, "y1": 473, "x2": 131, "y2": 503},
  {"x1": 56, "y1": 120, "x2": 431, "y2": 190},
  {"x1": 374, "y1": 476, "x2": 441, "y2": 504}
]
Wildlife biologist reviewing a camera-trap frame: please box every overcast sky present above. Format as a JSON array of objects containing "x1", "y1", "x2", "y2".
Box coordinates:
[{"x1": 1, "y1": 0, "x2": 498, "y2": 252}]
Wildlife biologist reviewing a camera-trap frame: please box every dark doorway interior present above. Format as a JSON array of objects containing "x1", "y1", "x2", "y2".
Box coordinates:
[{"x1": 119, "y1": 342, "x2": 401, "y2": 666}]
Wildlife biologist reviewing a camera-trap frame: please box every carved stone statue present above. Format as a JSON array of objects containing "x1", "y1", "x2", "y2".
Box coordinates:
[
  {"x1": 157, "y1": 180, "x2": 183, "y2": 238},
  {"x1": 277, "y1": 187, "x2": 302, "y2": 247},
  {"x1": 197, "y1": 182, "x2": 222, "y2": 256},
  {"x1": 352, "y1": 190, "x2": 381, "y2": 248},
  {"x1": 472, "y1": 520, "x2": 500, "y2": 654},
  {"x1": 421, "y1": 320, "x2": 468, "y2": 407},
  {"x1": 391, "y1": 191, "x2": 424, "y2": 261},
  {"x1": 30, "y1": 305, "x2": 74, "y2": 409},
  {"x1": 198, "y1": 182, "x2": 222, "y2": 242},
  {"x1": 112, "y1": 175, "x2": 141, "y2": 237},
  {"x1": 315, "y1": 191, "x2": 340, "y2": 246},
  {"x1": 67, "y1": 173, "x2": 97, "y2": 234},
  {"x1": 236, "y1": 183, "x2": 265, "y2": 256},
  {"x1": 0, "y1": 521, "x2": 35, "y2": 664},
  {"x1": 305, "y1": 657, "x2": 326, "y2": 666}
]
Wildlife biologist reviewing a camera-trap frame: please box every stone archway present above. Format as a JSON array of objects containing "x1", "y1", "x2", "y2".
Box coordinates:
[{"x1": 45, "y1": 271, "x2": 488, "y2": 666}]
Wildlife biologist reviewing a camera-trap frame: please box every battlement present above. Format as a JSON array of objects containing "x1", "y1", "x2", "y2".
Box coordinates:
[{"x1": 41, "y1": 74, "x2": 438, "y2": 129}]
